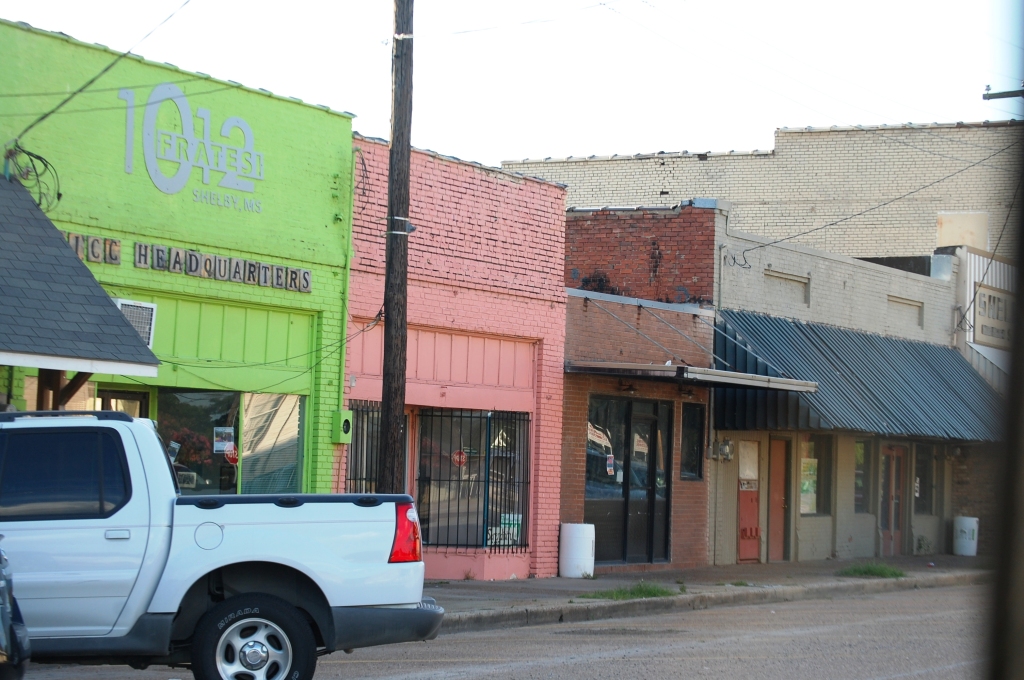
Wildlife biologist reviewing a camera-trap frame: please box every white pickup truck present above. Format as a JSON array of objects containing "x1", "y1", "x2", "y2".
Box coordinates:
[{"x1": 0, "y1": 411, "x2": 443, "y2": 680}]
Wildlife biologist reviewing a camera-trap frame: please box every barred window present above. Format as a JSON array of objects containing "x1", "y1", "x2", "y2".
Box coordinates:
[
  {"x1": 417, "y1": 409, "x2": 530, "y2": 552},
  {"x1": 346, "y1": 401, "x2": 383, "y2": 494}
]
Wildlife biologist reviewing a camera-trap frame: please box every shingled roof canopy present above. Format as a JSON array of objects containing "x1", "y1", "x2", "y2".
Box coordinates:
[
  {"x1": 715, "y1": 309, "x2": 1003, "y2": 443},
  {"x1": 0, "y1": 177, "x2": 159, "y2": 377}
]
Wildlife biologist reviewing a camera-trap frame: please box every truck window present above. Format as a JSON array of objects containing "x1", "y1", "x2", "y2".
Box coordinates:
[{"x1": 0, "y1": 428, "x2": 131, "y2": 520}]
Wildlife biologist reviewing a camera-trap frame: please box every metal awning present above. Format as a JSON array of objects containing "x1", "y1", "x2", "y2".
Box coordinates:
[
  {"x1": 565, "y1": 360, "x2": 818, "y2": 392},
  {"x1": 715, "y1": 310, "x2": 1003, "y2": 442}
]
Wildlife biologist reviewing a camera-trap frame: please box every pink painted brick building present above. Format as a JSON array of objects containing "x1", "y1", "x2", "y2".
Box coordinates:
[{"x1": 336, "y1": 134, "x2": 566, "y2": 579}]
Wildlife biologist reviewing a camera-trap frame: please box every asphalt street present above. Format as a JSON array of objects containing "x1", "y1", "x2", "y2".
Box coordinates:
[{"x1": 26, "y1": 584, "x2": 987, "y2": 680}]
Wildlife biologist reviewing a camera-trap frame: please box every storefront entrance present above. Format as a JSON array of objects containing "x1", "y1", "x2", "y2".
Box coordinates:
[
  {"x1": 881, "y1": 444, "x2": 907, "y2": 556},
  {"x1": 585, "y1": 397, "x2": 671, "y2": 563}
]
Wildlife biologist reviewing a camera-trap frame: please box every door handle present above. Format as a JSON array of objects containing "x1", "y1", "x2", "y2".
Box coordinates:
[{"x1": 105, "y1": 529, "x2": 131, "y2": 540}]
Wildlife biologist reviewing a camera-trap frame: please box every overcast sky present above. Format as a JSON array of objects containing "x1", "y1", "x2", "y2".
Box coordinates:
[{"x1": 2, "y1": 0, "x2": 1022, "y2": 166}]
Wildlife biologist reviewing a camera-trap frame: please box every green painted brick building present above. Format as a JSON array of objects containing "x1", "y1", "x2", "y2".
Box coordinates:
[{"x1": 0, "y1": 19, "x2": 355, "y2": 494}]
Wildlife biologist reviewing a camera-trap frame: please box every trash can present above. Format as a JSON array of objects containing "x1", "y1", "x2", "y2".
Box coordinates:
[
  {"x1": 559, "y1": 523, "x2": 595, "y2": 578},
  {"x1": 953, "y1": 516, "x2": 979, "y2": 556}
]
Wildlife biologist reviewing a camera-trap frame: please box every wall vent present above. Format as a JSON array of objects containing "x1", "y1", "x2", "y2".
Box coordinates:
[{"x1": 113, "y1": 299, "x2": 157, "y2": 348}]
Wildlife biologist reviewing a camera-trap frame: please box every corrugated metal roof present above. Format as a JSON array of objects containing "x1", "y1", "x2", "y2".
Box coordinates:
[{"x1": 715, "y1": 310, "x2": 1003, "y2": 442}]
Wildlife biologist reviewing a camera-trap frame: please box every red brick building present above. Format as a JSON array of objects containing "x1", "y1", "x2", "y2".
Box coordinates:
[
  {"x1": 338, "y1": 134, "x2": 566, "y2": 579},
  {"x1": 562, "y1": 204, "x2": 721, "y2": 571}
]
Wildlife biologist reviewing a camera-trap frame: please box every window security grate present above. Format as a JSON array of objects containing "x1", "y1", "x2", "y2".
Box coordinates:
[{"x1": 113, "y1": 298, "x2": 157, "y2": 348}]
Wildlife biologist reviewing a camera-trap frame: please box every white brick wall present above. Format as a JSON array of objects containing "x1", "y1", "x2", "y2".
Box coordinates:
[
  {"x1": 505, "y1": 123, "x2": 1023, "y2": 260},
  {"x1": 714, "y1": 213, "x2": 958, "y2": 345}
]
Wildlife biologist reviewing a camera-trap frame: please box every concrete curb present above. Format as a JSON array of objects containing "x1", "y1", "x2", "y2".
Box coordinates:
[{"x1": 438, "y1": 570, "x2": 991, "y2": 635}]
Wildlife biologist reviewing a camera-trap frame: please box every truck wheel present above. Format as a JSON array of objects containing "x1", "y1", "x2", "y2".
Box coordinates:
[
  {"x1": 0, "y1": 661, "x2": 25, "y2": 680},
  {"x1": 191, "y1": 594, "x2": 317, "y2": 680}
]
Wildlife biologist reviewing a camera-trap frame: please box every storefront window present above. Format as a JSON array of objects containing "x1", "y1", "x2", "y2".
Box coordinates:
[
  {"x1": 157, "y1": 389, "x2": 240, "y2": 495},
  {"x1": 416, "y1": 409, "x2": 530, "y2": 551},
  {"x1": 914, "y1": 445, "x2": 934, "y2": 515},
  {"x1": 854, "y1": 439, "x2": 872, "y2": 514},
  {"x1": 680, "y1": 403, "x2": 705, "y2": 480},
  {"x1": 799, "y1": 435, "x2": 833, "y2": 516},
  {"x1": 241, "y1": 393, "x2": 304, "y2": 494}
]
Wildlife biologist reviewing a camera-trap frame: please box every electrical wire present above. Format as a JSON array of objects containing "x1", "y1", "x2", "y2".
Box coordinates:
[
  {"x1": 0, "y1": 84, "x2": 240, "y2": 119},
  {"x1": 171, "y1": 316, "x2": 378, "y2": 394},
  {"x1": 857, "y1": 126, "x2": 1017, "y2": 174},
  {"x1": 728, "y1": 138, "x2": 1023, "y2": 263},
  {"x1": 3, "y1": 143, "x2": 61, "y2": 210},
  {"x1": 0, "y1": 76, "x2": 204, "y2": 99},
  {"x1": 112, "y1": 312, "x2": 380, "y2": 395},
  {"x1": 9, "y1": 0, "x2": 194, "y2": 143},
  {"x1": 955, "y1": 176, "x2": 1023, "y2": 333},
  {"x1": 163, "y1": 309, "x2": 382, "y2": 371}
]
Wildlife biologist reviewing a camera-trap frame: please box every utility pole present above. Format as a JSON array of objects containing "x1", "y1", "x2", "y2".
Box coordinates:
[{"x1": 377, "y1": 0, "x2": 414, "y2": 495}]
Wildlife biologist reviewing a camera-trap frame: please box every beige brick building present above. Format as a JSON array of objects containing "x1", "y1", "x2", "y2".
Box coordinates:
[{"x1": 505, "y1": 122, "x2": 1023, "y2": 260}]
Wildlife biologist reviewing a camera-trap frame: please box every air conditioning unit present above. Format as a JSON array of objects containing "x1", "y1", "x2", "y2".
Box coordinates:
[{"x1": 113, "y1": 298, "x2": 157, "y2": 348}]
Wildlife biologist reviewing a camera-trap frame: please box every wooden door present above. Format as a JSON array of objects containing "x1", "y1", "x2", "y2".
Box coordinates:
[
  {"x1": 880, "y1": 445, "x2": 906, "y2": 556},
  {"x1": 737, "y1": 441, "x2": 761, "y2": 562},
  {"x1": 768, "y1": 439, "x2": 790, "y2": 562}
]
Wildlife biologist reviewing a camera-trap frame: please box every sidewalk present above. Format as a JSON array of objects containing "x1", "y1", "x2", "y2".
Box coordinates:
[{"x1": 429, "y1": 555, "x2": 992, "y2": 634}]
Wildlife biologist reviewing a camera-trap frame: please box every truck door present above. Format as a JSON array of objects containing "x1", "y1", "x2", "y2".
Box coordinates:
[{"x1": 0, "y1": 426, "x2": 150, "y2": 637}]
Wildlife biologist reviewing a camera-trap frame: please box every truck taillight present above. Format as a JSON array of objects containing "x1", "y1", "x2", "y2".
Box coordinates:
[{"x1": 388, "y1": 502, "x2": 422, "y2": 563}]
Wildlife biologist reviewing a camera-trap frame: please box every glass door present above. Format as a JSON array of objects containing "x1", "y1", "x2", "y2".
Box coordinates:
[
  {"x1": 625, "y1": 418, "x2": 654, "y2": 562},
  {"x1": 585, "y1": 397, "x2": 671, "y2": 563}
]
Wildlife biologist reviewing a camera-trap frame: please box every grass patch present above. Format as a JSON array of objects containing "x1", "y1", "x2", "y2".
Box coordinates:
[
  {"x1": 578, "y1": 582, "x2": 678, "y2": 601},
  {"x1": 679, "y1": 585, "x2": 687, "y2": 594},
  {"x1": 730, "y1": 581, "x2": 749, "y2": 587},
  {"x1": 836, "y1": 562, "x2": 906, "y2": 579}
]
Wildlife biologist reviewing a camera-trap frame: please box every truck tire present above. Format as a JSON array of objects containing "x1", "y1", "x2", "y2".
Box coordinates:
[
  {"x1": 0, "y1": 661, "x2": 25, "y2": 680},
  {"x1": 191, "y1": 593, "x2": 317, "y2": 680}
]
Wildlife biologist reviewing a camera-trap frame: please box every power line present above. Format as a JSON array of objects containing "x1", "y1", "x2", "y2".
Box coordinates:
[
  {"x1": 0, "y1": 76, "x2": 203, "y2": 98},
  {"x1": 955, "y1": 176, "x2": 1023, "y2": 333},
  {"x1": 731, "y1": 138, "x2": 1023, "y2": 262},
  {"x1": 9, "y1": 0, "x2": 194, "y2": 144},
  {"x1": 0, "y1": 84, "x2": 239, "y2": 119},
  {"x1": 164, "y1": 310, "x2": 381, "y2": 371},
  {"x1": 858, "y1": 126, "x2": 1017, "y2": 174}
]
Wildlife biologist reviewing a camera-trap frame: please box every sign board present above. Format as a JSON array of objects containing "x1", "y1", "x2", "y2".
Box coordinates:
[
  {"x1": 973, "y1": 284, "x2": 1014, "y2": 350},
  {"x1": 587, "y1": 422, "x2": 612, "y2": 451},
  {"x1": 451, "y1": 450, "x2": 467, "y2": 467},
  {"x1": 800, "y1": 458, "x2": 818, "y2": 514},
  {"x1": 214, "y1": 427, "x2": 237, "y2": 465},
  {"x1": 738, "y1": 441, "x2": 759, "y2": 481}
]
